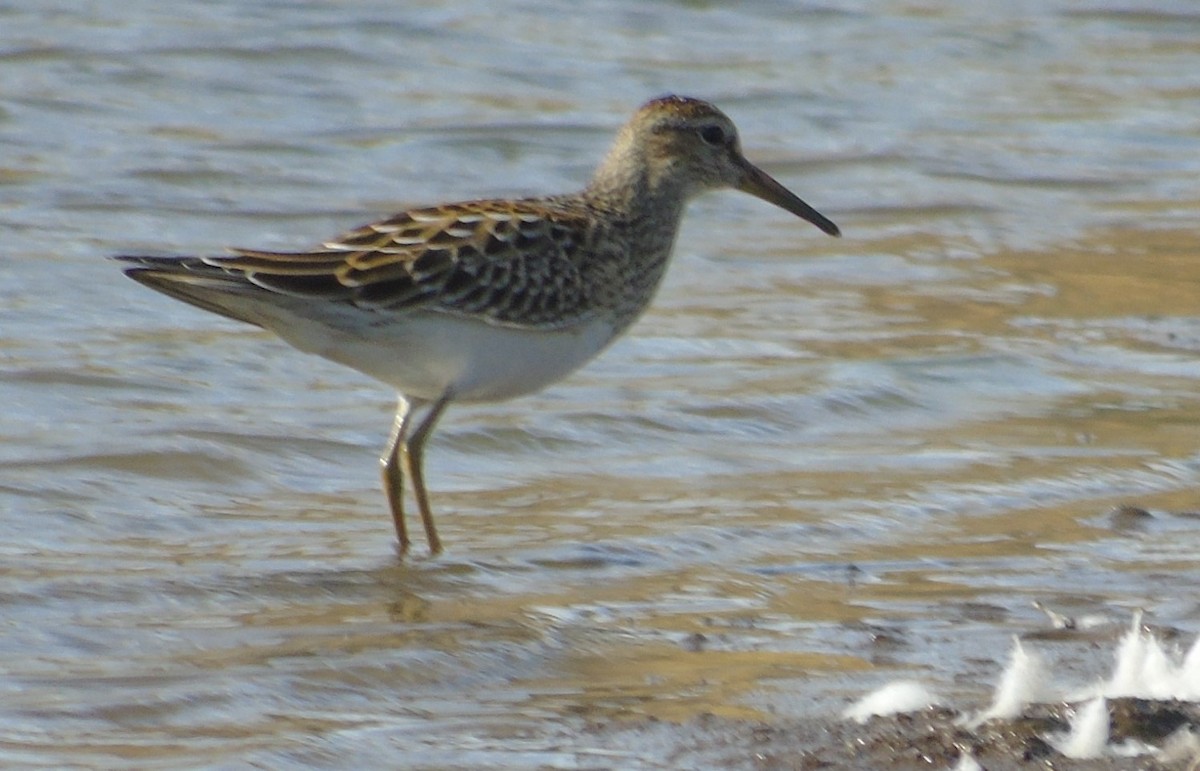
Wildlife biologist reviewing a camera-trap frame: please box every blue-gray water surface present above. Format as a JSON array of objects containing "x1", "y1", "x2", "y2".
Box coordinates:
[{"x1": 2, "y1": 2, "x2": 1199, "y2": 768}]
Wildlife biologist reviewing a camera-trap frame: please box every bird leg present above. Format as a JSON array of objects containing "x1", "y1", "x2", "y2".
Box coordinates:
[
  {"x1": 401, "y1": 394, "x2": 452, "y2": 556},
  {"x1": 381, "y1": 396, "x2": 415, "y2": 553}
]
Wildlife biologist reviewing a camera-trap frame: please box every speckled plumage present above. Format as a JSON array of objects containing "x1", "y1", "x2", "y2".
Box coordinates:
[{"x1": 116, "y1": 95, "x2": 839, "y2": 555}]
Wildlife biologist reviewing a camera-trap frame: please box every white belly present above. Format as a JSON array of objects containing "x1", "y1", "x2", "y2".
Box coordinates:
[{"x1": 273, "y1": 310, "x2": 618, "y2": 403}]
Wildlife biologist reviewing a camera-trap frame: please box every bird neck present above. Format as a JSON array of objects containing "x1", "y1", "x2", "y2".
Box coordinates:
[{"x1": 585, "y1": 129, "x2": 690, "y2": 221}]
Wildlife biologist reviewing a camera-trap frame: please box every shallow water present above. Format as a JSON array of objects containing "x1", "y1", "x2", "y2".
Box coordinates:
[{"x1": 2, "y1": 1, "x2": 1200, "y2": 768}]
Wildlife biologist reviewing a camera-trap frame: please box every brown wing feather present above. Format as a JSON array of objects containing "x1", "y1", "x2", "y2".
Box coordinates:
[{"x1": 191, "y1": 198, "x2": 603, "y2": 328}]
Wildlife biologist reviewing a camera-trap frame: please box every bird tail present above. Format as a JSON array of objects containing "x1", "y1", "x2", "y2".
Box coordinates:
[{"x1": 114, "y1": 255, "x2": 268, "y2": 328}]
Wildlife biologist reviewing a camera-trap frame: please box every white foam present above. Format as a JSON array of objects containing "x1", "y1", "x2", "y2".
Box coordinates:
[
  {"x1": 842, "y1": 679, "x2": 941, "y2": 724},
  {"x1": 950, "y1": 751, "x2": 983, "y2": 771},
  {"x1": 1157, "y1": 726, "x2": 1200, "y2": 766},
  {"x1": 1049, "y1": 697, "x2": 1109, "y2": 759},
  {"x1": 967, "y1": 638, "x2": 1048, "y2": 725},
  {"x1": 1180, "y1": 631, "x2": 1200, "y2": 697},
  {"x1": 1072, "y1": 613, "x2": 1200, "y2": 702},
  {"x1": 844, "y1": 614, "x2": 1200, "y2": 765}
]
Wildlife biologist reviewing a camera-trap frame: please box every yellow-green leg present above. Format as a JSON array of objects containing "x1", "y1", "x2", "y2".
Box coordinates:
[
  {"x1": 381, "y1": 396, "x2": 415, "y2": 553},
  {"x1": 380, "y1": 394, "x2": 452, "y2": 555},
  {"x1": 401, "y1": 394, "x2": 451, "y2": 556}
]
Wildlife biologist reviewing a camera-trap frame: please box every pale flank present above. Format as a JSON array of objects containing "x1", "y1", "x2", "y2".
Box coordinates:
[{"x1": 117, "y1": 95, "x2": 839, "y2": 554}]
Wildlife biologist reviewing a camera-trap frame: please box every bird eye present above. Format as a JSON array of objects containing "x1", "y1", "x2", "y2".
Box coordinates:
[{"x1": 698, "y1": 125, "x2": 727, "y2": 146}]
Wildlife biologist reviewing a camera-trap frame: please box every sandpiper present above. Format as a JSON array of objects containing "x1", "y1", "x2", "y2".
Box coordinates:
[{"x1": 117, "y1": 95, "x2": 840, "y2": 554}]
